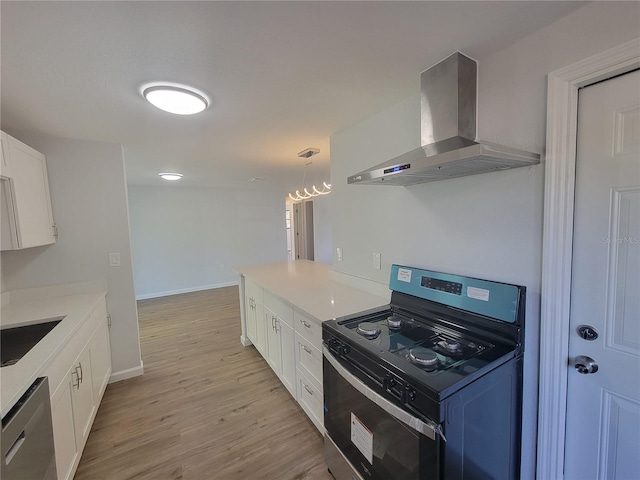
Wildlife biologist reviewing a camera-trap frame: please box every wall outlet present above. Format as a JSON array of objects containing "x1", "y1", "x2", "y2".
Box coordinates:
[
  {"x1": 108, "y1": 252, "x2": 121, "y2": 267},
  {"x1": 373, "y1": 252, "x2": 381, "y2": 270},
  {"x1": 337, "y1": 247, "x2": 343, "y2": 262}
]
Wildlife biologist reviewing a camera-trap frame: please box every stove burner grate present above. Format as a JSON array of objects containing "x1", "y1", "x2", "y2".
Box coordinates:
[
  {"x1": 356, "y1": 322, "x2": 381, "y2": 338},
  {"x1": 438, "y1": 338, "x2": 463, "y2": 353},
  {"x1": 407, "y1": 347, "x2": 440, "y2": 371},
  {"x1": 386, "y1": 315, "x2": 403, "y2": 330}
]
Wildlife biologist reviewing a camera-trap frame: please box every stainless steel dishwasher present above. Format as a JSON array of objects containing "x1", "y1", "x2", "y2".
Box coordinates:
[{"x1": 1, "y1": 377, "x2": 57, "y2": 480}]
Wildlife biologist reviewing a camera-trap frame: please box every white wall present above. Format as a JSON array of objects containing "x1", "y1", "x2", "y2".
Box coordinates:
[
  {"x1": 330, "y1": 2, "x2": 640, "y2": 477},
  {"x1": 127, "y1": 185, "x2": 288, "y2": 299},
  {"x1": 1, "y1": 134, "x2": 142, "y2": 377}
]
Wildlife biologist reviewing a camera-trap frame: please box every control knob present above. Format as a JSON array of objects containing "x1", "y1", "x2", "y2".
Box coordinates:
[
  {"x1": 404, "y1": 386, "x2": 416, "y2": 402},
  {"x1": 382, "y1": 375, "x2": 396, "y2": 390}
]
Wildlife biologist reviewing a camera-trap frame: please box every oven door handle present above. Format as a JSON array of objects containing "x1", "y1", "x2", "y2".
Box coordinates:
[{"x1": 323, "y1": 346, "x2": 445, "y2": 442}]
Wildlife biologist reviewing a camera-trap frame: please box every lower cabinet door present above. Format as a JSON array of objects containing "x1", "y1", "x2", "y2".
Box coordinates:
[
  {"x1": 279, "y1": 320, "x2": 296, "y2": 399},
  {"x1": 254, "y1": 299, "x2": 266, "y2": 355},
  {"x1": 265, "y1": 308, "x2": 281, "y2": 375},
  {"x1": 90, "y1": 319, "x2": 112, "y2": 402},
  {"x1": 71, "y1": 348, "x2": 95, "y2": 449},
  {"x1": 245, "y1": 294, "x2": 257, "y2": 343},
  {"x1": 51, "y1": 381, "x2": 78, "y2": 480}
]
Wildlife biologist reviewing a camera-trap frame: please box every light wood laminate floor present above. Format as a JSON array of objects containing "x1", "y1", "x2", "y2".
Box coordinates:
[{"x1": 75, "y1": 286, "x2": 333, "y2": 480}]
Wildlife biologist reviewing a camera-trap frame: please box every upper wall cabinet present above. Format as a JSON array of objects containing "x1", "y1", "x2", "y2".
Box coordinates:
[{"x1": 1, "y1": 131, "x2": 56, "y2": 250}]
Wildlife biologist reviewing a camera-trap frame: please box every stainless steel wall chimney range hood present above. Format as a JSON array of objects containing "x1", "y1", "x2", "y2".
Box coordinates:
[{"x1": 347, "y1": 52, "x2": 540, "y2": 186}]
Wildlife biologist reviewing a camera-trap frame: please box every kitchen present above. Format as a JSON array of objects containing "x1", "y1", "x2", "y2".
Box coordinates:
[{"x1": 1, "y1": 2, "x2": 639, "y2": 480}]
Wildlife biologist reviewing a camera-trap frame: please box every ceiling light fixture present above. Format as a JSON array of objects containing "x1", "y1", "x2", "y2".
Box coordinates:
[
  {"x1": 143, "y1": 84, "x2": 208, "y2": 115},
  {"x1": 288, "y1": 148, "x2": 331, "y2": 201},
  {"x1": 158, "y1": 172, "x2": 183, "y2": 181}
]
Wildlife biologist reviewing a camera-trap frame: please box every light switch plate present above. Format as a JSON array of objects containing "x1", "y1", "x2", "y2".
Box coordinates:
[
  {"x1": 109, "y1": 252, "x2": 121, "y2": 267},
  {"x1": 337, "y1": 247, "x2": 343, "y2": 262},
  {"x1": 373, "y1": 252, "x2": 381, "y2": 270}
]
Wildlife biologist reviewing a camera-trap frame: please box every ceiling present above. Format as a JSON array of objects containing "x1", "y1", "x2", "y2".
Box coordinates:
[{"x1": 1, "y1": 1, "x2": 587, "y2": 193}]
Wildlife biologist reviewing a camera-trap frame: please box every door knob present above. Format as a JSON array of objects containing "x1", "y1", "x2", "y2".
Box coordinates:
[{"x1": 574, "y1": 355, "x2": 598, "y2": 374}]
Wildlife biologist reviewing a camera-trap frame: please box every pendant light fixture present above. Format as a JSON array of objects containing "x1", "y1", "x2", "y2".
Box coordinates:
[
  {"x1": 288, "y1": 148, "x2": 331, "y2": 201},
  {"x1": 142, "y1": 83, "x2": 208, "y2": 115}
]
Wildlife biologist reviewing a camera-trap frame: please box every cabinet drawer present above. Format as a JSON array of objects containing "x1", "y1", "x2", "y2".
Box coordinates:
[
  {"x1": 297, "y1": 368, "x2": 324, "y2": 433},
  {"x1": 296, "y1": 332, "x2": 322, "y2": 386},
  {"x1": 263, "y1": 291, "x2": 293, "y2": 327},
  {"x1": 294, "y1": 310, "x2": 322, "y2": 350}
]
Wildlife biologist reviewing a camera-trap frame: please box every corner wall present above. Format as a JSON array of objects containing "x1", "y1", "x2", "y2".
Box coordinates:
[
  {"x1": 329, "y1": 2, "x2": 640, "y2": 477},
  {"x1": 1, "y1": 134, "x2": 142, "y2": 377},
  {"x1": 127, "y1": 185, "x2": 288, "y2": 299}
]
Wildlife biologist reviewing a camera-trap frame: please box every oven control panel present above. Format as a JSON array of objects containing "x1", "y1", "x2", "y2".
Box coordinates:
[{"x1": 421, "y1": 276, "x2": 462, "y2": 295}]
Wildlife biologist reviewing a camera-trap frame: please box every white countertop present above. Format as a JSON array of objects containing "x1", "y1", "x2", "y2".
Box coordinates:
[
  {"x1": 1, "y1": 282, "x2": 107, "y2": 417},
  {"x1": 236, "y1": 260, "x2": 389, "y2": 321}
]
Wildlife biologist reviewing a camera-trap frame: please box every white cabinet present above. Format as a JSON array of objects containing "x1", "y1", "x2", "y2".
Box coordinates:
[
  {"x1": 297, "y1": 368, "x2": 324, "y2": 433},
  {"x1": 265, "y1": 305, "x2": 282, "y2": 374},
  {"x1": 240, "y1": 278, "x2": 325, "y2": 430},
  {"x1": 279, "y1": 320, "x2": 296, "y2": 397},
  {"x1": 244, "y1": 279, "x2": 265, "y2": 355},
  {"x1": 50, "y1": 382, "x2": 78, "y2": 480},
  {"x1": 0, "y1": 131, "x2": 56, "y2": 250},
  {"x1": 263, "y1": 291, "x2": 296, "y2": 399},
  {"x1": 90, "y1": 316, "x2": 112, "y2": 401},
  {"x1": 70, "y1": 348, "x2": 95, "y2": 450},
  {"x1": 293, "y1": 310, "x2": 324, "y2": 431},
  {"x1": 295, "y1": 332, "x2": 322, "y2": 387},
  {"x1": 44, "y1": 298, "x2": 111, "y2": 480}
]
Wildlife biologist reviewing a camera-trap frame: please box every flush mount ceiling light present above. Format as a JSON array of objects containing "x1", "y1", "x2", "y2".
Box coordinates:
[
  {"x1": 143, "y1": 84, "x2": 208, "y2": 115},
  {"x1": 288, "y1": 148, "x2": 331, "y2": 201},
  {"x1": 158, "y1": 172, "x2": 183, "y2": 181}
]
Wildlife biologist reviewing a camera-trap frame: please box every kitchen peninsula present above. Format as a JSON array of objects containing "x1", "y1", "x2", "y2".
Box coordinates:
[{"x1": 236, "y1": 260, "x2": 389, "y2": 431}]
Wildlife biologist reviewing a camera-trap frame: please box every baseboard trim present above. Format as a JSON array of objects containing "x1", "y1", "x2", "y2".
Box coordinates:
[
  {"x1": 109, "y1": 363, "x2": 144, "y2": 383},
  {"x1": 135, "y1": 281, "x2": 239, "y2": 300}
]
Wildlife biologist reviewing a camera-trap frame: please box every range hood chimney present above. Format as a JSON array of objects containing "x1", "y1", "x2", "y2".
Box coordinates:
[{"x1": 347, "y1": 52, "x2": 540, "y2": 186}]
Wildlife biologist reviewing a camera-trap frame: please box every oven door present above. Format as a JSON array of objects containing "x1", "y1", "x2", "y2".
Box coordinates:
[{"x1": 323, "y1": 346, "x2": 440, "y2": 480}]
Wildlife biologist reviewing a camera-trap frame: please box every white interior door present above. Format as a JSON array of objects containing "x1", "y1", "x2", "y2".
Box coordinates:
[{"x1": 564, "y1": 70, "x2": 640, "y2": 478}]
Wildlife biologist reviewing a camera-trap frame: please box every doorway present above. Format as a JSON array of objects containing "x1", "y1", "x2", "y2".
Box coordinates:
[
  {"x1": 286, "y1": 198, "x2": 315, "y2": 261},
  {"x1": 538, "y1": 39, "x2": 640, "y2": 478}
]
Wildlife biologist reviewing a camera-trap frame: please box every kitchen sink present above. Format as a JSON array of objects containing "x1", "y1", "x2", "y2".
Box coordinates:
[{"x1": 0, "y1": 318, "x2": 65, "y2": 367}]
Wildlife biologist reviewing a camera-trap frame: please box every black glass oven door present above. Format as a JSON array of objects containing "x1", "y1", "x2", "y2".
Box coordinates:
[{"x1": 323, "y1": 351, "x2": 440, "y2": 480}]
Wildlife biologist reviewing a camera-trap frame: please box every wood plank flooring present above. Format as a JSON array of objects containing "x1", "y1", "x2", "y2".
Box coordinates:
[{"x1": 74, "y1": 287, "x2": 333, "y2": 480}]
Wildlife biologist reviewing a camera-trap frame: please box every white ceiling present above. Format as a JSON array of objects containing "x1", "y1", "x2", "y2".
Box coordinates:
[{"x1": 1, "y1": 1, "x2": 587, "y2": 192}]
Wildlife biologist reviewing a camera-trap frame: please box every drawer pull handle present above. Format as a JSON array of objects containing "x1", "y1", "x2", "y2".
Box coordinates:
[
  {"x1": 304, "y1": 384, "x2": 314, "y2": 396},
  {"x1": 302, "y1": 345, "x2": 312, "y2": 354},
  {"x1": 72, "y1": 369, "x2": 80, "y2": 389},
  {"x1": 301, "y1": 320, "x2": 311, "y2": 329},
  {"x1": 78, "y1": 362, "x2": 84, "y2": 383}
]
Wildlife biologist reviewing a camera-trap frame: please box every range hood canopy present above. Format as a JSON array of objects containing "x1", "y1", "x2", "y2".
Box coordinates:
[{"x1": 347, "y1": 52, "x2": 540, "y2": 186}]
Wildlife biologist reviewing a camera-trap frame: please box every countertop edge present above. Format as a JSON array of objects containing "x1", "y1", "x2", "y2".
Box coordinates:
[{"x1": 0, "y1": 288, "x2": 107, "y2": 417}]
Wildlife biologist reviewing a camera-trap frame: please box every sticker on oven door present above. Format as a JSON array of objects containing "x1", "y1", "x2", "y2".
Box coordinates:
[
  {"x1": 467, "y1": 286, "x2": 490, "y2": 302},
  {"x1": 351, "y1": 412, "x2": 374, "y2": 464},
  {"x1": 397, "y1": 268, "x2": 412, "y2": 283}
]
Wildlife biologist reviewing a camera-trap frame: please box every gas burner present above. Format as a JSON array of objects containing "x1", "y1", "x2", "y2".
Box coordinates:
[
  {"x1": 407, "y1": 347, "x2": 440, "y2": 370},
  {"x1": 438, "y1": 338, "x2": 463, "y2": 353},
  {"x1": 386, "y1": 315, "x2": 403, "y2": 330},
  {"x1": 357, "y1": 322, "x2": 381, "y2": 338}
]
